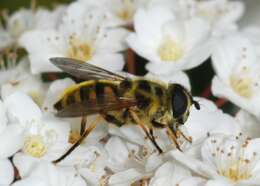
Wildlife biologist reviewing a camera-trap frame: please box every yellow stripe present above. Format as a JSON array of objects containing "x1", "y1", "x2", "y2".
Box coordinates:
[
  {"x1": 74, "y1": 89, "x2": 81, "y2": 102},
  {"x1": 60, "y1": 80, "x2": 120, "y2": 99}
]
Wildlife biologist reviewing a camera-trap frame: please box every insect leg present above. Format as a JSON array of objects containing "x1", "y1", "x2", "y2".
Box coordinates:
[
  {"x1": 166, "y1": 126, "x2": 182, "y2": 152},
  {"x1": 80, "y1": 116, "x2": 87, "y2": 136},
  {"x1": 52, "y1": 116, "x2": 102, "y2": 164},
  {"x1": 129, "y1": 110, "x2": 163, "y2": 154},
  {"x1": 177, "y1": 129, "x2": 192, "y2": 143},
  {"x1": 149, "y1": 129, "x2": 163, "y2": 154}
]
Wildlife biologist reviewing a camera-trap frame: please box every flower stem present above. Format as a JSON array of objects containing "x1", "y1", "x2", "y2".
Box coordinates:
[
  {"x1": 127, "y1": 48, "x2": 135, "y2": 74},
  {"x1": 216, "y1": 98, "x2": 227, "y2": 108}
]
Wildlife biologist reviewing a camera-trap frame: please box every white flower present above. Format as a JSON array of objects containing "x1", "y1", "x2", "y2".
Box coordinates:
[
  {"x1": 74, "y1": 145, "x2": 108, "y2": 186},
  {"x1": 4, "y1": 92, "x2": 70, "y2": 160},
  {"x1": 0, "y1": 99, "x2": 26, "y2": 158},
  {"x1": 105, "y1": 135, "x2": 164, "y2": 185},
  {"x1": 236, "y1": 110, "x2": 260, "y2": 139},
  {"x1": 185, "y1": 98, "x2": 241, "y2": 143},
  {"x1": 176, "y1": 0, "x2": 245, "y2": 36},
  {"x1": 12, "y1": 162, "x2": 87, "y2": 186},
  {"x1": 108, "y1": 168, "x2": 144, "y2": 186},
  {"x1": 0, "y1": 58, "x2": 45, "y2": 105},
  {"x1": 0, "y1": 9, "x2": 34, "y2": 49},
  {"x1": 127, "y1": 5, "x2": 212, "y2": 75},
  {"x1": 78, "y1": 0, "x2": 147, "y2": 26},
  {"x1": 0, "y1": 6, "x2": 66, "y2": 50},
  {"x1": 20, "y1": 2, "x2": 129, "y2": 74},
  {"x1": 0, "y1": 159, "x2": 14, "y2": 185},
  {"x1": 211, "y1": 29, "x2": 260, "y2": 119},
  {"x1": 171, "y1": 134, "x2": 260, "y2": 185},
  {"x1": 149, "y1": 161, "x2": 191, "y2": 186}
]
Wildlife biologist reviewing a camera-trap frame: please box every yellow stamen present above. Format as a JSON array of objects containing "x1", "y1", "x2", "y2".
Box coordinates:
[
  {"x1": 67, "y1": 38, "x2": 93, "y2": 61},
  {"x1": 116, "y1": 0, "x2": 134, "y2": 21},
  {"x1": 117, "y1": 8, "x2": 133, "y2": 21},
  {"x1": 219, "y1": 160, "x2": 252, "y2": 182},
  {"x1": 230, "y1": 75, "x2": 252, "y2": 98},
  {"x1": 158, "y1": 38, "x2": 183, "y2": 61},
  {"x1": 23, "y1": 135, "x2": 47, "y2": 158}
]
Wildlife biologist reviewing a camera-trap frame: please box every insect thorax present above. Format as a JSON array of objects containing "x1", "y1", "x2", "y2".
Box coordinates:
[{"x1": 117, "y1": 79, "x2": 171, "y2": 127}]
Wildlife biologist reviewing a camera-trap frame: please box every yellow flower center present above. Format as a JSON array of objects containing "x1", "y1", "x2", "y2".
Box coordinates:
[
  {"x1": 117, "y1": 8, "x2": 134, "y2": 21},
  {"x1": 23, "y1": 135, "x2": 47, "y2": 158},
  {"x1": 67, "y1": 37, "x2": 93, "y2": 61},
  {"x1": 210, "y1": 135, "x2": 256, "y2": 183},
  {"x1": 116, "y1": 0, "x2": 134, "y2": 21},
  {"x1": 218, "y1": 160, "x2": 252, "y2": 182},
  {"x1": 229, "y1": 74, "x2": 253, "y2": 98},
  {"x1": 158, "y1": 38, "x2": 183, "y2": 61}
]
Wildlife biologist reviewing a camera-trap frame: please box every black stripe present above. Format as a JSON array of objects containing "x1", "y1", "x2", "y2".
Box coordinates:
[
  {"x1": 104, "y1": 114, "x2": 124, "y2": 126},
  {"x1": 120, "y1": 80, "x2": 132, "y2": 90},
  {"x1": 138, "y1": 80, "x2": 151, "y2": 92},
  {"x1": 95, "y1": 83, "x2": 105, "y2": 96},
  {"x1": 54, "y1": 101, "x2": 63, "y2": 110},
  {"x1": 135, "y1": 92, "x2": 150, "y2": 109},
  {"x1": 66, "y1": 94, "x2": 75, "y2": 105},
  {"x1": 155, "y1": 87, "x2": 163, "y2": 97},
  {"x1": 79, "y1": 86, "x2": 89, "y2": 101}
]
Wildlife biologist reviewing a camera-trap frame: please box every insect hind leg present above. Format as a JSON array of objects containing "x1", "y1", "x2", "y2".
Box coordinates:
[
  {"x1": 80, "y1": 116, "x2": 87, "y2": 135},
  {"x1": 53, "y1": 116, "x2": 102, "y2": 164}
]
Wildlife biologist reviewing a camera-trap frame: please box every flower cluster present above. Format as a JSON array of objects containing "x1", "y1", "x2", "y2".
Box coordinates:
[{"x1": 0, "y1": 0, "x2": 260, "y2": 186}]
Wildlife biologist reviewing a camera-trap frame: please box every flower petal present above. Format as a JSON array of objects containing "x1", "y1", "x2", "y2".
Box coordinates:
[
  {"x1": 42, "y1": 78, "x2": 75, "y2": 113},
  {"x1": 0, "y1": 100, "x2": 7, "y2": 134},
  {"x1": 235, "y1": 110, "x2": 260, "y2": 138},
  {"x1": 4, "y1": 92, "x2": 42, "y2": 124},
  {"x1": 185, "y1": 98, "x2": 241, "y2": 142},
  {"x1": 149, "y1": 161, "x2": 191, "y2": 186},
  {"x1": 0, "y1": 124, "x2": 24, "y2": 158},
  {"x1": 0, "y1": 159, "x2": 14, "y2": 185},
  {"x1": 178, "y1": 177, "x2": 206, "y2": 186},
  {"x1": 108, "y1": 168, "x2": 143, "y2": 186},
  {"x1": 90, "y1": 53, "x2": 125, "y2": 72},
  {"x1": 13, "y1": 152, "x2": 39, "y2": 178},
  {"x1": 170, "y1": 150, "x2": 218, "y2": 179}
]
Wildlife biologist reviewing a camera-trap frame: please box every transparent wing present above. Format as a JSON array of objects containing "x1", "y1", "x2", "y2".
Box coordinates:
[
  {"x1": 50, "y1": 57, "x2": 126, "y2": 81},
  {"x1": 55, "y1": 96, "x2": 138, "y2": 117}
]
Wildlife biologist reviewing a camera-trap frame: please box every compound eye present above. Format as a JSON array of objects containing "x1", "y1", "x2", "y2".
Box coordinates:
[{"x1": 172, "y1": 87, "x2": 188, "y2": 118}]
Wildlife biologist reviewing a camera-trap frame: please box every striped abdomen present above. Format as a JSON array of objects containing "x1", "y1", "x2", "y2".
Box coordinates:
[{"x1": 54, "y1": 80, "x2": 120, "y2": 111}]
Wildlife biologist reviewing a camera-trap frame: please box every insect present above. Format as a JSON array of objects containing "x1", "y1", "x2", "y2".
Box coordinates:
[{"x1": 50, "y1": 57, "x2": 200, "y2": 164}]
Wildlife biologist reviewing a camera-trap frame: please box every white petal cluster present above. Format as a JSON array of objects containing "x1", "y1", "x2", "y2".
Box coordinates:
[
  {"x1": 127, "y1": 5, "x2": 212, "y2": 75},
  {"x1": 2, "y1": 0, "x2": 260, "y2": 185}
]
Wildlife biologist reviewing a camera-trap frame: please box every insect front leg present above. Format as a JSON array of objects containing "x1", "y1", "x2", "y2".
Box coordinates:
[
  {"x1": 149, "y1": 128, "x2": 163, "y2": 154},
  {"x1": 172, "y1": 122, "x2": 192, "y2": 143},
  {"x1": 166, "y1": 125, "x2": 182, "y2": 152},
  {"x1": 177, "y1": 129, "x2": 192, "y2": 143}
]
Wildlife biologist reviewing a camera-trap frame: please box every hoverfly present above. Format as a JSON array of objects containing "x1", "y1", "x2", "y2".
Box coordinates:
[{"x1": 50, "y1": 57, "x2": 200, "y2": 164}]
